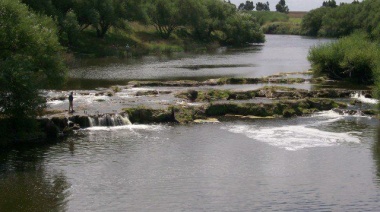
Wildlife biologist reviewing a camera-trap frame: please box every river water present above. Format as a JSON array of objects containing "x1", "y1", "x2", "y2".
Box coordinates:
[
  {"x1": 67, "y1": 35, "x2": 331, "y2": 89},
  {"x1": 2, "y1": 35, "x2": 380, "y2": 211}
]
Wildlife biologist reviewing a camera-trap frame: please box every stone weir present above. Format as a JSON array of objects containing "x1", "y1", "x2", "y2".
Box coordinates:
[
  {"x1": 40, "y1": 97, "x2": 378, "y2": 139},
  {"x1": 39, "y1": 113, "x2": 133, "y2": 139}
]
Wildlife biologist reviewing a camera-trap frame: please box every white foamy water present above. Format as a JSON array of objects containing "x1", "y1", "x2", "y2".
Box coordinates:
[
  {"x1": 85, "y1": 124, "x2": 167, "y2": 131},
  {"x1": 224, "y1": 125, "x2": 360, "y2": 151},
  {"x1": 222, "y1": 110, "x2": 362, "y2": 151},
  {"x1": 351, "y1": 92, "x2": 379, "y2": 104},
  {"x1": 47, "y1": 100, "x2": 65, "y2": 105}
]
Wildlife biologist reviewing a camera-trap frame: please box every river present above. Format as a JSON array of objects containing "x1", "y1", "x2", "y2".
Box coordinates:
[{"x1": 1, "y1": 35, "x2": 380, "y2": 211}]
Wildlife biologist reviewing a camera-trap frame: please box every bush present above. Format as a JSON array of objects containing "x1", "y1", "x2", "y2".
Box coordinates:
[
  {"x1": 301, "y1": 0, "x2": 380, "y2": 38},
  {"x1": 263, "y1": 22, "x2": 301, "y2": 35},
  {"x1": 249, "y1": 11, "x2": 289, "y2": 26},
  {"x1": 308, "y1": 32, "x2": 380, "y2": 84}
]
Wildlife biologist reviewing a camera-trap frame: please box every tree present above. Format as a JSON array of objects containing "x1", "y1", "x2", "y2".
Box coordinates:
[
  {"x1": 256, "y1": 1, "x2": 270, "y2": 11},
  {"x1": 21, "y1": 0, "x2": 80, "y2": 44},
  {"x1": 0, "y1": 0, "x2": 66, "y2": 139},
  {"x1": 177, "y1": 0, "x2": 210, "y2": 41},
  {"x1": 205, "y1": 0, "x2": 236, "y2": 36},
  {"x1": 74, "y1": 0, "x2": 129, "y2": 38},
  {"x1": 238, "y1": 1, "x2": 255, "y2": 11},
  {"x1": 301, "y1": 7, "x2": 332, "y2": 36},
  {"x1": 322, "y1": 0, "x2": 337, "y2": 8},
  {"x1": 148, "y1": 0, "x2": 181, "y2": 39},
  {"x1": 276, "y1": 0, "x2": 289, "y2": 13},
  {"x1": 222, "y1": 13, "x2": 265, "y2": 45}
]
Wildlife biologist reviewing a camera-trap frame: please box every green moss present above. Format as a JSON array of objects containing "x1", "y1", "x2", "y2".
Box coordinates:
[
  {"x1": 282, "y1": 108, "x2": 296, "y2": 118},
  {"x1": 123, "y1": 106, "x2": 173, "y2": 124}
]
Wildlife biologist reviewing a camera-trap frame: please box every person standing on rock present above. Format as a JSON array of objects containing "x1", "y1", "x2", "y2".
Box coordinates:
[{"x1": 68, "y1": 92, "x2": 74, "y2": 113}]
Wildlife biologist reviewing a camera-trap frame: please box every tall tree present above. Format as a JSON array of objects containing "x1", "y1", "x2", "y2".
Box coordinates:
[
  {"x1": 177, "y1": 0, "x2": 209, "y2": 41},
  {"x1": 74, "y1": 0, "x2": 130, "y2": 38},
  {"x1": 238, "y1": 1, "x2": 255, "y2": 11},
  {"x1": 148, "y1": 0, "x2": 181, "y2": 39},
  {"x1": 276, "y1": 0, "x2": 289, "y2": 13},
  {"x1": 256, "y1": 1, "x2": 270, "y2": 11},
  {"x1": 322, "y1": 0, "x2": 337, "y2": 8},
  {"x1": 21, "y1": 0, "x2": 79, "y2": 44},
  {"x1": 0, "y1": 0, "x2": 66, "y2": 139},
  {"x1": 222, "y1": 13, "x2": 265, "y2": 45}
]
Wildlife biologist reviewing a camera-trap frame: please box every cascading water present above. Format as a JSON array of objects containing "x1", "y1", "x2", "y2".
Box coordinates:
[
  {"x1": 88, "y1": 114, "x2": 132, "y2": 127},
  {"x1": 350, "y1": 91, "x2": 378, "y2": 104}
]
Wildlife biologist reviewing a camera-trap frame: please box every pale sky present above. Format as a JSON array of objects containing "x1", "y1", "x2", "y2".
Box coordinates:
[{"x1": 230, "y1": 0, "x2": 361, "y2": 11}]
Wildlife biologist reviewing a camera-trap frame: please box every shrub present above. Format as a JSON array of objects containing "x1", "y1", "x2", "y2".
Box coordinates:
[{"x1": 308, "y1": 32, "x2": 380, "y2": 84}]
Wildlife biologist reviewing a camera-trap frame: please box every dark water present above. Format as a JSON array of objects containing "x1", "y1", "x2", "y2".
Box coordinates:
[
  {"x1": 1, "y1": 112, "x2": 380, "y2": 211},
  {"x1": 67, "y1": 35, "x2": 331, "y2": 90}
]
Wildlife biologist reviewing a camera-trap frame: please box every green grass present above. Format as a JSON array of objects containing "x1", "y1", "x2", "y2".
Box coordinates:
[
  {"x1": 249, "y1": 11, "x2": 304, "y2": 35},
  {"x1": 249, "y1": 11, "x2": 289, "y2": 26}
]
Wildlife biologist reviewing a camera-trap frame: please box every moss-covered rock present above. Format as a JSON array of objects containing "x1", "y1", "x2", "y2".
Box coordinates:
[
  {"x1": 136, "y1": 90, "x2": 159, "y2": 96},
  {"x1": 51, "y1": 116, "x2": 68, "y2": 130},
  {"x1": 45, "y1": 120, "x2": 60, "y2": 139},
  {"x1": 123, "y1": 106, "x2": 174, "y2": 124},
  {"x1": 282, "y1": 108, "x2": 296, "y2": 118}
]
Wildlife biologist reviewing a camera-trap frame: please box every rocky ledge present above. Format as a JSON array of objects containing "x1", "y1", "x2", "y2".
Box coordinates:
[{"x1": 38, "y1": 97, "x2": 379, "y2": 140}]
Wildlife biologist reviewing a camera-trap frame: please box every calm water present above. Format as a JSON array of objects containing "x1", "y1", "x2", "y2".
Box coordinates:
[
  {"x1": 2, "y1": 35, "x2": 380, "y2": 211},
  {"x1": 1, "y1": 112, "x2": 380, "y2": 211},
  {"x1": 67, "y1": 35, "x2": 331, "y2": 90}
]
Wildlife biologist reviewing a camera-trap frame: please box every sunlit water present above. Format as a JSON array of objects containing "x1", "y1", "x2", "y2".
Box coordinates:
[{"x1": 2, "y1": 35, "x2": 380, "y2": 211}]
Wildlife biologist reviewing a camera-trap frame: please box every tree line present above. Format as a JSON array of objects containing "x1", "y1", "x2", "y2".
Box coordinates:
[
  {"x1": 237, "y1": 0, "x2": 289, "y2": 13},
  {"x1": 19, "y1": 0, "x2": 265, "y2": 46}
]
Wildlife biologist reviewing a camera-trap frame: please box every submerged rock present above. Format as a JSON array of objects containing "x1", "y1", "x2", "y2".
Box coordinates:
[{"x1": 135, "y1": 90, "x2": 159, "y2": 96}]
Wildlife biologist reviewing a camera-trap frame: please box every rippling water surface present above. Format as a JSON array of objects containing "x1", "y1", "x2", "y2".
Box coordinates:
[
  {"x1": 67, "y1": 35, "x2": 331, "y2": 89},
  {"x1": 2, "y1": 111, "x2": 380, "y2": 211},
  {"x1": 1, "y1": 35, "x2": 380, "y2": 211}
]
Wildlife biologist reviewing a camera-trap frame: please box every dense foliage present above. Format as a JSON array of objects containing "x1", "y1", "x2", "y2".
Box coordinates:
[
  {"x1": 249, "y1": 11, "x2": 288, "y2": 26},
  {"x1": 322, "y1": 0, "x2": 337, "y2": 8},
  {"x1": 0, "y1": 0, "x2": 66, "y2": 140},
  {"x1": 305, "y1": 0, "x2": 380, "y2": 96},
  {"x1": 256, "y1": 2, "x2": 270, "y2": 11},
  {"x1": 238, "y1": 1, "x2": 255, "y2": 11},
  {"x1": 275, "y1": 0, "x2": 289, "y2": 14},
  {"x1": 301, "y1": 0, "x2": 380, "y2": 38},
  {"x1": 19, "y1": 0, "x2": 264, "y2": 48},
  {"x1": 308, "y1": 32, "x2": 380, "y2": 84},
  {"x1": 147, "y1": 0, "x2": 264, "y2": 44}
]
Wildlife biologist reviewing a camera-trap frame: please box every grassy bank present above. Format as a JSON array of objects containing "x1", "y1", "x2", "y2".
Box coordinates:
[
  {"x1": 68, "y1": 22, "x2": 219, "y2": 58},
  {"x1": 251, "y1": 11, "x2": 306, "y2": 35}
]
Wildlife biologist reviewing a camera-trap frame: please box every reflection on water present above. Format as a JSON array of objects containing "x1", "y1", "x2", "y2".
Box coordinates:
[
  {"x1": 67, "y1": 35, "x2": 332, "y2": 90},
  {"x1": 373, "y1": 127, "x2": 380, "y2": 181},
  {"x1": 2, "y1": 111, "x2": 380, "y2": 211},
  {"x1": 0, "y1": 146, "x2": 69, "y2": 211},
  {"x1": 3, "y1": 34, "x2": 380, "y2": 211}
]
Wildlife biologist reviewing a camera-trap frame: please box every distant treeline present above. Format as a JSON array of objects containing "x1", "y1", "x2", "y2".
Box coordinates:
[{"x1": 20, "y1": 0, "x2": 265, "y2": 47}]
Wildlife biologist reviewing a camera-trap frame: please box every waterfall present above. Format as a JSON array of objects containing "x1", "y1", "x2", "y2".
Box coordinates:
[
  {"x1": 87, "y1": 114, "x2": 132, "y2": 127},
  {"x1": 350, "y1": 91, "x2": 378, "y2": 104}
]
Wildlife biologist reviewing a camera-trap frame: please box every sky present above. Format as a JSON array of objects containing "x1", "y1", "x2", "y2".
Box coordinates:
[{"x1": 229, "y1": 0, "x2": 360, "y2": 11}]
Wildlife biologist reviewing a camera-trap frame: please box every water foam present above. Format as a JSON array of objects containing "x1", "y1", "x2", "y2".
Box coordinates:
[
  {"x1": 223, "y1": 124, "x2": 360, "y2": 151},
  {"x1": 85, "y1": 124, "x2": 166, "y2": 131},
  {"x1": 351, "y1": 92, "x2": 378, "y2": 104}
]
